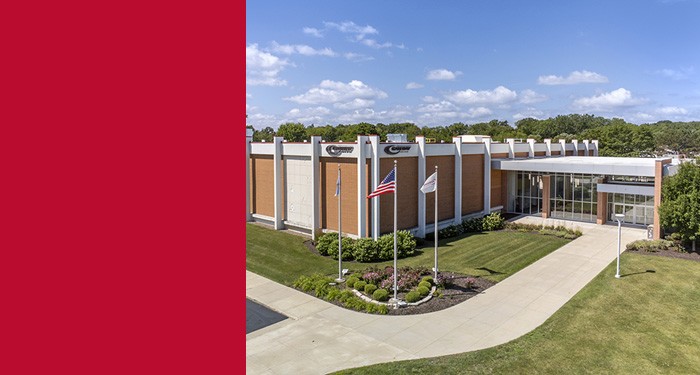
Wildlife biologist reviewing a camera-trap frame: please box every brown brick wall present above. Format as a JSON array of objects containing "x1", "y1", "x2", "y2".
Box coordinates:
[
  {"x1": 577, "y1": 150, "x2": 586, "y2": 156},
  {"x1": 653, "y1": 159, "x2": 671, "y2": 239},
  {"x1": 515, "y1": 152, "x2": 528, "y2": 158},
  {"x1": 597, "y1": 192, "x2": 608, "y2": 224},
  {"x1": 425, "y1": 156, "x2": 455, "y2": 225},
  {"x1": 551, "y1": 150, "x2": 561, "y2": 156},
  {"x1": 491, "y1": 153, "x2": 508, "y2": 159},
  {"x1": 380, "y1": 158, "x2": 418, "y2": 234},
  {"x1": 250, "y1": 155, "x2": 275, "y2": 217},
  {"x1": 565, "y1": 150, "x2": 574, "y2": 156},
  {"x1": 462, "y1": 154, "x2": 484, "y2": 215},
  {"x1": 321, "y1": 158, "x2": 360, "y2": 235},
  {"x1": 535, "y1": 151, "x2": 546, "y2": 156},
  {"x1": 491, "y1": 170, "x2": 505, "y2": 207}
]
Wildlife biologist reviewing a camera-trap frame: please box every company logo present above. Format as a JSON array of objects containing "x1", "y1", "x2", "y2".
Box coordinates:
[
  {"x1": 325, "y1": 145, "x2": 354, "y2": 156},
  {"x1": 384, "y1": 145, "x2": 412, "y2": 155}
]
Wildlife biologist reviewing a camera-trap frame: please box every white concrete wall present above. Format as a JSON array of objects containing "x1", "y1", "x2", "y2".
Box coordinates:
[{"x1": 283, "y1": 156, "x2": 313, "y2": 229}]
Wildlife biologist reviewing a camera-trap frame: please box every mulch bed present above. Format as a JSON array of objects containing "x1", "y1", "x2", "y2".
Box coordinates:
[
  {"x1": 386, "y1": 273, "x2": 495, "y2": 315},
  {"x1": 302, "y1": 239, "x2": 496, "y2": 315},
  {"x1": 628, "y1": 249, "x2": 700, "y2": 262}
]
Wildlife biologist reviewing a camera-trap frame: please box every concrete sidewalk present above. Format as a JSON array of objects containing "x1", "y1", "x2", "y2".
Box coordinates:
[{"x1": 246, "y1": 220, "x2": 646, "y2": 374}]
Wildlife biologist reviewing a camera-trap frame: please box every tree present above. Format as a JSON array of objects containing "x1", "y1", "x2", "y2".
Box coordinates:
[
  {"x1": 252, "y1": 126, "x2": 275, "y2": 142},
  {"x1": 277, "y1": 122, "x2": 307, "y2": 142},
  {"x1": 658, "y1": 161, "x2": 700, "y2": 251}
]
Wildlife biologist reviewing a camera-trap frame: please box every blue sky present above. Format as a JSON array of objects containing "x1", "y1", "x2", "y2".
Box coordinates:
[{"x1": 246, "y1": 0, "x2": 700, "y2": 129}]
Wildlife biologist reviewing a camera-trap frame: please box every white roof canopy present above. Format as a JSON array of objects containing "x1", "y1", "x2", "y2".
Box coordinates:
[{"x1": 492, "y1": 156, "x2": 669, "y2": 177}]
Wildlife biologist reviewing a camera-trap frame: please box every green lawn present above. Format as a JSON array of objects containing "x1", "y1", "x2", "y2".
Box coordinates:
[
  {"x1": 335, "y1": 253, "x2": 700, "y2": 374},
  {"x1": 246, "y1": 223, "x2": 568, "y2": 284}
]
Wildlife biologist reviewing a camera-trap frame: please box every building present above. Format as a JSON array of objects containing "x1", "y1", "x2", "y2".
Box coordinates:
[{"x1": 246, "y1": 130, "x2": 676, "y2": 240}]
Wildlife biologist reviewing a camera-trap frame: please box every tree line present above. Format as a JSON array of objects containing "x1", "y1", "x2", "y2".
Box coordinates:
[{"x1": 247, "y1": 114, "x2": 700, "y2": 157}]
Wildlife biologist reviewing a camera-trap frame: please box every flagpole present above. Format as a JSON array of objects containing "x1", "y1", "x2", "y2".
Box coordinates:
[
  {"x1": 393, "y1": 160, "x2": 398, "y2": 302},
  {"x1": 337, "y1": 165, "x2": 343, "y2": 282},
  {"x1": 434, "y1": 165, "x2": 438, "y2": 280}
]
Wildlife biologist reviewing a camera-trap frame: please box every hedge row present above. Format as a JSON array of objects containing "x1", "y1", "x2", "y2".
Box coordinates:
[
  {"x1": 626, "y1": 239, "x2": 680, "y2": 252},
  {"x1": 425, "y1": 212, "x2": 506, "y2": 241},
  {"x1": 292, "y1": 274, "x2": 389, "y2": 314},
  {"x1": 315, "y1": 230, "x2": 416, "y2": 262},
  {"x1": 503, "y1": 222, "x2": 583, "y2": 239}
]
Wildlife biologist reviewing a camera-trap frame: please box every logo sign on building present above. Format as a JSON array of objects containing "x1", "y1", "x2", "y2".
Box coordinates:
[
  {"x1": 384, "y1": 145, "x2": 412, "y2": 155},
  {"x1": 325, "y1": 145, "x2": 354, "y2": 156}
]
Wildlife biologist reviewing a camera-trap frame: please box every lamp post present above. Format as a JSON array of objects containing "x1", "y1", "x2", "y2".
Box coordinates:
[{"x1": 614, "y1": 213, "x2": 624, "y2": 279}]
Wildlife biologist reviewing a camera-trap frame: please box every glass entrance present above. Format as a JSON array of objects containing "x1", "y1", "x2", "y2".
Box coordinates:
[{"x1": 607, "y1": 193, "x2": 654, "y2": 225}]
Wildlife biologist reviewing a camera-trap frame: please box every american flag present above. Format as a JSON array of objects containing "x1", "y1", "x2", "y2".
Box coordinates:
[{"x1": 367, "y1": 168, "x2": 396, "y2": 199}]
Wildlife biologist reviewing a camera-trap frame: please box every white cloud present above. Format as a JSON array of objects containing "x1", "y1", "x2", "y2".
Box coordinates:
[
  {"x1": 426, "y1": 69, "x2": 462, "y2": 81},
  {"x1": 465, "y1": 107, "x2": 492, "y2": 118},
  {"x1": 246, "y1": 44, "x2": 290, "y2": 86},
  {"x1": 269, "y1": 42, "x2": 336, "y2": 57},
  {"x1": 538, "y1": 70, "x2": 608, "y2": 85},
  {"x1": 303, "y1": 27, "x2": 323, "y2": 38},
  {"x1": 513, "y1": 108, "x2": 545, "y2": 120},
  {"x1": 284, "y1": 80, "x2": 388, "y2": 109},
  {"x1": 655, "y1": 67, "x2": 694, "y2": 80},
  {"x1": 405, "y1": 82, "x2": 423, "y2": 89},
  {"x1": 417, "y1": 101, "x2": 459, "y2": 113},
  {"x1": 286, "y1": 106, "x2": 332, "y2": 124},
  {"x1": 334, "y1": 98, "x2": 376, "y2": 110},
  {"x1": 323, "y1": 21, "x2": 378, "y2": 38},
  {"x1": 572, "y1": 88, "x2": 646, "y2": 111},
  {"x1": 656, "y1": 106, "x2": 688, "y2": 115},
  {"x1": 445, "y1": 86, "x2": 518, "y2": 105},
  {"x1": 336, "y1": 106, "x2": 412, "y2": 124},
  {"x1": 344, "y1": 52, "x2": 374, "y2": 62},
  {"x1": 421, "y1": 96, "x2": 439, "y2": 103},
  {"x1": 360, "y1": 38, "x2": 394, "y2": 49},
  {"x1": 519, "y1": 89, "x2": 547, "y2": 104}
]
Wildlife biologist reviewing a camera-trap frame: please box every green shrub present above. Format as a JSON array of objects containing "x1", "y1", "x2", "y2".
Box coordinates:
[
  {"x1": 421, "y1": 276, "x2": 434, "y2": 285},
  {"x1": 416, "y1": 285, "x2": 430, "y2": 297},
  {"x1": 438, "y1": 224, "x2": 463, "y2": 239},
  {"x1": 350, "y1": 272, "x2": 363, "y2": 279},
  {"x1": 462, "y1": 217, "x2": 484, "y2": 233},
  {"x1": 346, "y1": 276, "x2": 359, "y2": 289},
  {"x1": 364, "y1": 283, "x2": 377, "y2": 295},
  {"x1": 397, "y1": 230, "x2": 417, "y2": 257},
  {"x1": 482, "y1": 212, "x2": 505, "y2": 231},
  {"x1": 376, "y1": 230, "x2": 417, "y2": 260},
  {"x1": 315, "y1": 232, "x2": 337, "y2": 255},
  {"x1": 405, "y1": 291, "x2": 421, "y2": 303},
  {"x1": 377, "y1": 234, "x2": 395, "y2": 260},
  {"x1": 418, "y1": 281, "x2": 432, "y2": 290},
  {"x1": 373, "y1": 288, "x2": 389, "y2": 301},
  {"x1": 352, "y1": 237, "x2": 379, "y2": 262},
  {"x1": 354, "y1": 280, "x2": 367, "y2": 291},
  {"x1": 626, "y1": 239, "x2": 677, "y2": 252},
  {"x1": 327, "y1": 237, "x2": 355, "y2": 260}
]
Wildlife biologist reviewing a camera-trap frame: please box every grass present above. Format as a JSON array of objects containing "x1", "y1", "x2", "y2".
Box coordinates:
[
  {"x1": 246, "y1": 223, "x2": 569, "y2": 284},
  {"x1": 375, "y1": 231, "x2": 568, "y2": 282},
  {"x1": 335, "y1": 253, "x2": 700, "y2": 374}
]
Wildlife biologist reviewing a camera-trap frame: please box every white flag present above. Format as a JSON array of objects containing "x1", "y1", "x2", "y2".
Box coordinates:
[{"x1": 420, "y1": 172, "x2": 437, "y2": 193}]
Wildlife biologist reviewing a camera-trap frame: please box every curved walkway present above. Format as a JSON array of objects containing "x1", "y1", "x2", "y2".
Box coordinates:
[{"x1": 246, "y1": 219, "x2": 646, "y2": 374}]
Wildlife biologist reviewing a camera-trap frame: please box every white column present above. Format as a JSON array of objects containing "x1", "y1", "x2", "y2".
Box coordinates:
[
  {"x1": 592, "y1": 140, "x2": 599, "y2": 156},
  {"x1": 544, "y1": 138, "x2": 552, "y2": 157},
  {"x1": 369, "y1": 135, "x2": 381, "y2": 239},
  {"x1": 559, "y1": 139, "x2": 567, "y2": 156},
  {"x1": 483, "y1": 137, "x2": 492, "y2": 215},
  {"x1": 572, "y1": 139, "x2": 579, "y2": 155},
  {"x1": 583, "y1": 140, "x2": 590, "y2": 157},
  {"x1": 273, "y1": 136, "x2": 284, "y2": 229},
  {"x1": 506, "y1": 138, "x2": 515, "y2": 159},
  {"x1": 310, "y1": 136, "x2": 321, "y2": 240},
  {"x1": 246, "y1": 128, "x2": 253, "y2": 221},
  {"x1": 356, "y1": 135, "x2": 368, "y2": 237},
  {"x1": 453, "y1": 136, "x2": 463, "y2": 224},
  {"x1": 416, "y1": 136, "x2": 427, "y2": 238},
  {"x1": 527, "y1": 138, "x2": 535, "y2": 158}
]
